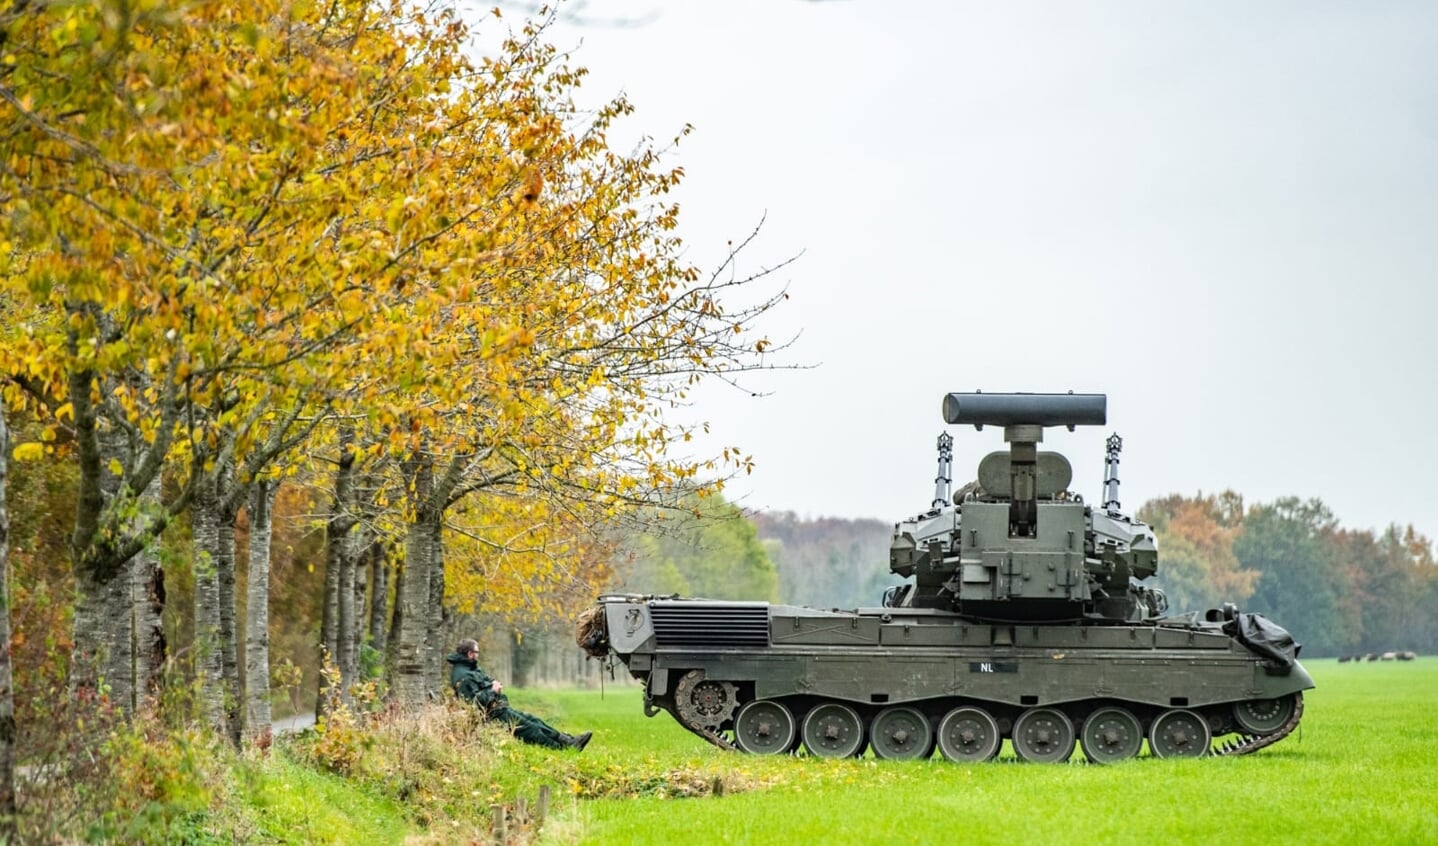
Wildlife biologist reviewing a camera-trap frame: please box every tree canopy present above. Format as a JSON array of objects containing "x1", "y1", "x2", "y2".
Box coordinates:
[{"x1": 2, "y1": 0, "x2": 792, "y2": 724}]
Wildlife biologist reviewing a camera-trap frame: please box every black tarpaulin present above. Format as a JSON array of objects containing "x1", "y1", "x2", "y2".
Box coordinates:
[{"x1": 1224, "y1": 613, "x2": 1300, "y2": 673}]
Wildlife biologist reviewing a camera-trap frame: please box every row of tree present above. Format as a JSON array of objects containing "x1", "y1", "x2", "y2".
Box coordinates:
[
  {"x1": 750, "y1": 511, "x2": 896, "y2": 609},
  {"x1": 609, "y1": 493, "x2": 779, "y2": 602},
  {"x1": 1141, "y1": 493, "x2": 1437, "y2": 656},
  {"x1": 0, "y1": 0, "x2": 788, "y2": 830}
]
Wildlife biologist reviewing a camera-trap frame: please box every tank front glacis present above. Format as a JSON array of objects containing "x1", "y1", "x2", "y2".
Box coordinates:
[{"x1": 579, "y1": 392, "x2": 1313, "y2": 762}]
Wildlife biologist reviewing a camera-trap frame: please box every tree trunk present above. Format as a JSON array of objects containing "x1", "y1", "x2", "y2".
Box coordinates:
[
  {"x1": 425, "y1": 539, "x2": 447, "y2": 685},
  {"x1": 368, "y1": 542, "x2": 388, "y2": 656},
  {"x1": 343, "y1": 468, "x2": 382, "y2": 692},
  {"x1": 0, "y1": 408, "x2": 17, "y2": 836},
  {"x1": 124, "y1": 366, "x2": 166, "y2": 712},
  {"x1": 318, "y1": 518, "x2": 342, "y2": 712},
  {"x1": 390, "y1": 511, "x2": 442, "y2": 707},
  {"x1": 351, "y1": 537, "x2": 370, "y2": 679},
  {"x1": 317, "y1": 432, "x2": 356, "y2": 717},
  {"x1": 387, "y1": 550, "x2": 404, "y2": 678},
  {"x1": 216, "y1": 494, "x2": 241, "y2": 746},
  {"x1": 389, "y1": 448, "x2": 440, "y2": 708},
  {"x1": 72, "y1": 423, "x2": 136, "y2": 710},
  {"x1": 191, "y1": 479, "x2": 226, "y2": 732},
  {"x1": 244, "y1": 480, "x2": 277, "y2": 738},
  {"x1": 388, "y1": 446, "x2": 475, "y2": 708},
  {"x1": 336, "y1": 526, "x2": 358, "y2": 697},
  {"x1": 132, "y1": 473, "x2": 166, "y2": 709}
]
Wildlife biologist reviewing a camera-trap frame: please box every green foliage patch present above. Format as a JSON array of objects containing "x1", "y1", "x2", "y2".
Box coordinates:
[{"x1": 230, "y1": 753, "x2": 409, "y2": 846}]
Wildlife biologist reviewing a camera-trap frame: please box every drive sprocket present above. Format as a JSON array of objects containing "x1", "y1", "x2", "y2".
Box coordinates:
[{"x1": 673, "y1": 670, "x2": 740, "y2": 730}]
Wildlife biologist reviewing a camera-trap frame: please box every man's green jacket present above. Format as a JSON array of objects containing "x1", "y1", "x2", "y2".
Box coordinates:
[{"x1": 447, "y1": 652, "x2": 503, "y2": 711}]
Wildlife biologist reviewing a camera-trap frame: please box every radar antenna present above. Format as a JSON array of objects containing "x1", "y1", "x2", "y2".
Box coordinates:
[
  {"x1": 1102, "y1": 433, "x2": 1123, "y2": 514},
  {"x1": 932, "y1": 432, "x2": 953, "y2": 510}
]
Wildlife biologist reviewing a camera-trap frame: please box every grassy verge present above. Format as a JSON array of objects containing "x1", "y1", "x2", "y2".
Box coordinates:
[{"x1": 215, "y1": 752, "x2": 411, "y2": 845}]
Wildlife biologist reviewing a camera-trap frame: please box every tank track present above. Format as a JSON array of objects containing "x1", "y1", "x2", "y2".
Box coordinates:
[
  {"x1": 663, "y1": 692, "x2": 1304, "y2": 759},
  {"x1": 655, "y1": 698, "x2": 737, "y2": 751},
  {"x1": 1212, "y1": 691, "x2": 1304, "y2": 757},
  {"x1": 687, "y1": 718, "x2": 739, "y2": 752}
]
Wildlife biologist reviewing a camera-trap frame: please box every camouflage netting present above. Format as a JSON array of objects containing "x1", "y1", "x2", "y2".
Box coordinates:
[{"x1": 575, "y1": 606, "x2": 608, "y2": 657}]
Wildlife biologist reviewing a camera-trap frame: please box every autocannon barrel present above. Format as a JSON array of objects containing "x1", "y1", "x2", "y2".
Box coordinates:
[{"x1": 942, "y1": 392, "x2": 1107, "y2": 427}]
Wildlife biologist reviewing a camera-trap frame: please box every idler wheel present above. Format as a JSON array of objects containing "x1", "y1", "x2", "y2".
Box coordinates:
[
  {"x1": 1232, "y1": 693, "x2": 1297, "y2": 735},
  {"x1": 870, "y1": 706, "x2": 934, "y2": 761}
]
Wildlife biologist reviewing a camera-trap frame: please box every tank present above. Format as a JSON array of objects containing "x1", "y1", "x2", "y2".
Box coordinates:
[{"x1": 576, "y1": 392, "x2": 1313, "y2": 762}]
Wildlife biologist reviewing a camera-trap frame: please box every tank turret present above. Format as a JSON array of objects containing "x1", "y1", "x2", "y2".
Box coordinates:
[{"x1": 888, "y1": 392, "x2": 1163, "y2": 622}]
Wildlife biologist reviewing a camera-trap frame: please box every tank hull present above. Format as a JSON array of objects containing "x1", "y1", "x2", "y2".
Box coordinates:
[{"x1": 589, "y1": 596, "x2": 1313, "y2": 761}]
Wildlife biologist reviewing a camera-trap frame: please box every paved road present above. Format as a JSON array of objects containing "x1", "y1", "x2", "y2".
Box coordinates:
[{"x1": 274, "y1": 713, "x2": 316, "y2": 734}]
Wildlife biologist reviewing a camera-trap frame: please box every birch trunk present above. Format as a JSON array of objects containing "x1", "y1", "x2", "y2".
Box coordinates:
[
  {"x1": 216, "y1": 500, "x2": 240, "y2": 745},
  {"x1": 388, "y1": 450, "x2": 440, "y2": 708},
  {"x1": 244, "y1": 480, "x2": 277, "y2": 736},
  {"x1": 318, "y1": 518, "x2": 341, "y2": 707},
  {"x1": 351, "y1": 538, "x2": 370, "y2": 678},
  {"x1": 425, "y1": 538, "x2": 447, "y2": 683},
  {"x1": 336, "y1": 528, "x2": 358, "y2": 696},
  {"x1": 123, "y1": 366, "x2": 166, "y2": 712},
  {"x1": 132, "y1": 473, "x2": 166, "y2": 708},
  {"x1": 193, "y1": 455, "x2": 242, "y2": 743},
  {"x1": 343, "y1": 469, "x2": 382, "y2": 692},
  {"x1": 387, "y1": 551, "x2": 405, "y2": 678},
  {"x1": 367, "y1": 542, "x2": 388, "y2": 656},
  {"x1": 72, "y1": 422, "x2": 136, "y2": 709},
  {"x1": 0, "y1": 408, "x2": 17, "y2": 836},
  {"x1": 390, "y1": 512, "x2": 442, "y2": 707},
  {"x1": 190, "y1": 480, "x2": 226, "y2": 732},
  {"x1": 317, "y1": 433, "x2": 355, "y2": 716},
  {"x1": 389, "y1": 446, "x2": 472, "y2": 708}
]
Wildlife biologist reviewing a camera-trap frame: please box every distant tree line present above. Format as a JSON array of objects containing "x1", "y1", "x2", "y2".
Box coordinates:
[
  {"x1": 1142, "y1": 492, "x2": 1437, "y2": 657},
  {"x1": 608, "y1": 494, "x2": 779, "y2": 603},
  {"x1": 750, "y1": 511, "x2": 899, "y2": 609}
]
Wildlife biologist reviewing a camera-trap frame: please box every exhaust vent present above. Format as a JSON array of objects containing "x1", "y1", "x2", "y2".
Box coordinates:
[{"x1": 649, "y1": 602, "x2": 770, "y2": 647}]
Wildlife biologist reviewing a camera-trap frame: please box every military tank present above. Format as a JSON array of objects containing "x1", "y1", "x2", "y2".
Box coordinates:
[{"x1": 577, "y1": 392, "x2": 1313, "y2": 762}]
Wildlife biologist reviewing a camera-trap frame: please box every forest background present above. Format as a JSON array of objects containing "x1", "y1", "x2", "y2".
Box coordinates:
[{"x1": 0, "y1": 1, "x2": 1434, "y2": 842}]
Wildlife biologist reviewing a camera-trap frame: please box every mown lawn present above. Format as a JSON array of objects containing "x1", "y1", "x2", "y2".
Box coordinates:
[{"x1": 531, "y1": 659, "x2": 1438, "y2": 846}]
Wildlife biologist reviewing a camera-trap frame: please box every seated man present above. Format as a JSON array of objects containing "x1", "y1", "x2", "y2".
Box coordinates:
[{"x1": 446, "y1": 638, "x2": 592, "y2": 751}]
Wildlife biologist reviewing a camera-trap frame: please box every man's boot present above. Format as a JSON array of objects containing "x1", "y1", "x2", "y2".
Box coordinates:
[{"x1": 569, "y1": 731, "x2": 593, "y2": 751}]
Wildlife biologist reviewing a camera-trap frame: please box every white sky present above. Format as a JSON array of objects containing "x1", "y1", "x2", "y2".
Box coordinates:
[{"x1": 522, "y1": 1, "x2": 1437, "y2": 540}]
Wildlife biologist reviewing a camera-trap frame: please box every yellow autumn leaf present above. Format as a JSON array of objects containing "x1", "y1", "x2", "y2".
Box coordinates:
[{"x1": 12, "y1": 442, "x2": 45, "y2": 461}]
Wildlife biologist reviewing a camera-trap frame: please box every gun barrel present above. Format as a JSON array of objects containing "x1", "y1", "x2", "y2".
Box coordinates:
[{"x1": 942, "y1": 392, "x2": 1107, "y2": 427}]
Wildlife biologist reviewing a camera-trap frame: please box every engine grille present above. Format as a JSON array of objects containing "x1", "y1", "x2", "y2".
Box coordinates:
[{"x1": 649, "y1": 602, "x2": 770, "y2": 647}]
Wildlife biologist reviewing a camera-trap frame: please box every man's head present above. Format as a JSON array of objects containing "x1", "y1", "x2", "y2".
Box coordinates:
[{"x1": 456, "y1": 638, "x2": 479, "y2": 657}]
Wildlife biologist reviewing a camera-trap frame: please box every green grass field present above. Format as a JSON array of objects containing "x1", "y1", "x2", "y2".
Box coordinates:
[{"x1": 525, "y1": 659, "x2": 1438, "y2": 846}]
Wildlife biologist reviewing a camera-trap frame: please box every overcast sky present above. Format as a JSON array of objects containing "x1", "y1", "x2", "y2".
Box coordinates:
[{"x1": 522, "y1": 1, "x2": 1437, "y2": 540}]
